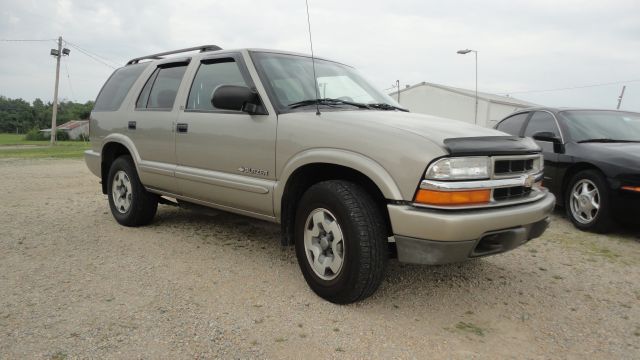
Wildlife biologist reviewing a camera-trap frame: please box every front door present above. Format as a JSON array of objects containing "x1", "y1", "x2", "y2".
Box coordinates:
[
  {"x1": 175, "y1": 53, "x2": 277, "y2": 217},
  {"x1": 524, "y1": 111, "x2": 562, "y2": 194}
]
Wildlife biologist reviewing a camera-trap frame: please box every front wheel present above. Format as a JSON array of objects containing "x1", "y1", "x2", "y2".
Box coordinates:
[
  {"x1": 565, "y1": 169, "x2": 612, "y2": 233},
  {"x1": 107, "y1": 155, "x2": 158, "y2": 227},
  {"x1": 295, "y1": 180, "x2": 388, "y2": 304}
]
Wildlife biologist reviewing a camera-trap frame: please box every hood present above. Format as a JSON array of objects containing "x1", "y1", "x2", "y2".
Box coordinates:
[
  {"x1": 577, "y1": 142, "x2": 640, "y2": 169},
  {"x1": 320, "y1": 110, "x2": 504, "y2": 143}
]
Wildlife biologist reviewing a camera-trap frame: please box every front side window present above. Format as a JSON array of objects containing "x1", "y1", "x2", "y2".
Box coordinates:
[
  {"x1": 524, "y1": 111, "x2": 560, "y2": 138},
  {"x1": 187, "y1": 58, "x2": 248, "y2": 111},
  {"x1": 94, "y1": 63, "x2": 148, "y2": 111},
  {"x1": 496, "y1": 113, "x2": 529, "y2": 136},
  {"x1": 136, "y1": 64, "x2": 188, "y2": 110},
  {"x1": 251, "y1": 51, "x2": 401, "y2": 111},
  {"x1": 560, "y1": 110, "x2": 640, "y2": 142}
]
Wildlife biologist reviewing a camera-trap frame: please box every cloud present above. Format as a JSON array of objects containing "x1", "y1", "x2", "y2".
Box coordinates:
[{"x1": 0, "y1": 0, "x2": 638, "y2": 111}]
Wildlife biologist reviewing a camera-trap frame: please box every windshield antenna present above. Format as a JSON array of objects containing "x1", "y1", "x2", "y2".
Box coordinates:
[{"x1": 305, "y1": 0, "x2": 321, "y2": 116}]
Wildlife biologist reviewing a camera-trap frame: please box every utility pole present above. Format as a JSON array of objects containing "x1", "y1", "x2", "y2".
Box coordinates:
[
  {"x1": 49, "y1": 36, "x2": 70, "y2": 145},
  {"x1": 617, "y1": 85, "x2": 626, "y2": 110},
  {"x1": 396, "y1": 80, "x2": 400, "y2": 104},
  {"x1": 50, "y1": 36, "x2": 62, "y2": 145}
]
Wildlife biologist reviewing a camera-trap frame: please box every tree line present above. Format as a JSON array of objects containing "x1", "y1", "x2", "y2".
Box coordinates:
[{"x1": 0, "y1": 96, "x2": 94, "y2": 134}]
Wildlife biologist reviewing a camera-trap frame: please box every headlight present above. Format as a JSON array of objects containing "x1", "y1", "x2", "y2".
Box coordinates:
[{"x1": 425, "y1": 156, "x2": 490, "y2": 180}]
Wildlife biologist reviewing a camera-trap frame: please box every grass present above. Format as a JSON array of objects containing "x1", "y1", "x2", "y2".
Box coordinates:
[
  {"x1": 454, "y1": 321, "x2": 486, "y2": 337},
  {"x1": 0, "y1": 133, "x2": 89, "y2": 159}
]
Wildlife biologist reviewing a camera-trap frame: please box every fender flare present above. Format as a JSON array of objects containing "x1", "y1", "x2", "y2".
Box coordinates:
[{"x1": 273, "y1": 148, "x2": 403, "y2": 218}]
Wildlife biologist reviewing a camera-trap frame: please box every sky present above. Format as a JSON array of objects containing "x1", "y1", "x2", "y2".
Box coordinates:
[{"x1": 1, "y1": 0, "x2": 639, "y2": 112}]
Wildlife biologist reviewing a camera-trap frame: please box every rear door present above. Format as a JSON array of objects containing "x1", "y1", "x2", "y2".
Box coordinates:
[
  {"x1": 175, "y1": 53, "x2": 277, "y2": 217},
  {"x1": 126, "y1": 61, "x2": 190, "y2": 193}
]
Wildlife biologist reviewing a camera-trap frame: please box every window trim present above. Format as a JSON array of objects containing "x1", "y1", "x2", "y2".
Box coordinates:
[
  {"x1": 134, "y1": 60, "x2": 190, "y2": 112},
  {"x1": 183, "y1": 52, "x2": 265, "y2": 115},
  {"x1": 523, "y1": 110, "x2": 565, "y2": 143}
]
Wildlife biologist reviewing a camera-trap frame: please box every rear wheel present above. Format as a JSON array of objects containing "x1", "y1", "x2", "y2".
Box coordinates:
[
  {"x1": 294, "y1": 180, "x2": 388, "y2": 304},
  {"x1": 107, "y1": 155, "x2": 158, "y2": 226},
  {"x1": 565, "y1": 169, "x2": 612, "y2": 233}
]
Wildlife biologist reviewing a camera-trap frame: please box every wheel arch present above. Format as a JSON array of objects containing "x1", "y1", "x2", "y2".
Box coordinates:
[
  {"x1": 560, "y1": 162, "x2": 604, "y2": 205},
  {"x1": 100, "y1": 135, "x2": 140, "y2": 194},
  {"x1": 276, "y1": 150, "x2": 402, "y2": 246}
]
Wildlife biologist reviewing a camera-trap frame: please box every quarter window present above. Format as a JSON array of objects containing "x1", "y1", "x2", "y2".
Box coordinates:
[
  {"x1": 94, "y1": 63, "x2": 147, "y2": 112},
  {"x1": 187, "y1": 58, "x2": 248, "y2": 111},
  {"x1": 136, "y1": 64, "x2": 188, "y2": 110},
  {"x1": 497, "y1": 113, "x2": 529, "y2": 136},
  {"x1": 524, "y1": 111, "x2": 560, "y2": 138}
]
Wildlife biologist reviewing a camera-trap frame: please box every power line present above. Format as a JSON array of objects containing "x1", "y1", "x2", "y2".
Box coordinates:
[
  {"x1": 64, "y1": 41, "x2": 118, "y2": 69},
  {"x1": 0, "y1": 38, "x2": 56, "y2": 42},
  {"x1": 62, "y1": 56, "x2": 76, "y2": 101},
  {"x1": 499, "y1": 79, "x2": 640, "y2": 95}
]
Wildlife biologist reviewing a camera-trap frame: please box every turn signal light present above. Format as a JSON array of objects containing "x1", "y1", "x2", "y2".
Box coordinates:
[
  {"x1": 622, "y1": 186, "x2": 640, "y2": 192},
  {"x1": 415, "y1": 189, "x2": 491, "y2": 206}
]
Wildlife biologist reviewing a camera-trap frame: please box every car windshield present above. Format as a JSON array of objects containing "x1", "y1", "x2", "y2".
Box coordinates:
[
  {"x1": 560, "y1": 110, "x2": 640, "y2": 142},
  {"x1": 251, "y1": 51, "x2": 402, "y2": 111}
]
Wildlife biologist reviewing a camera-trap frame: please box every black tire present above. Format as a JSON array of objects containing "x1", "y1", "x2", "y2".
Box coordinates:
[
  {"x1": 564, "y1": 169, "x2": 613, "y2": 233},
  {"x1": 107, "y1": 155, "x2": 158, "y2": 227},
  {"x1": 294, "y1": 180, "x2": 388, "y2": 304}
]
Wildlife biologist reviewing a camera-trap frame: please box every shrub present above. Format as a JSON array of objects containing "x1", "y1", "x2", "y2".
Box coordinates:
[{"x1": 24, "y1": 128, "x2": 46, "y2": 141}]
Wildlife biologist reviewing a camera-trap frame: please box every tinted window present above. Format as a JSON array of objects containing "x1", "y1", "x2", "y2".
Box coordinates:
[
  {"x1": 524, "y1": 111, "x2": 559, "y2": 137},
  {"x1": 187, "y1": 59, "x2": 248, "y2": 111},
  {"x1": 137, "y1": 64, "x2": 188, "y2": 110},
  {"x1": 94, "y1": 64, "x2": 147, "y2": 111},
  {"x1": 497, "y1": 113, "x2": 528, "y2": 136}
]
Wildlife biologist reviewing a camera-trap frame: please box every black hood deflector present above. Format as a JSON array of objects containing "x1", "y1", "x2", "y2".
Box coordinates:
[{"x1": 443, "y1": 136, "x2": 541, "y2": 156}]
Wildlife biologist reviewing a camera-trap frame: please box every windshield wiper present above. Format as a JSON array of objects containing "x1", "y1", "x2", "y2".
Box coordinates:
[
  {"x1": 288, "y1": 98, "x2": 371, "y2": 109},
  {"x1": 577, "y1": 138, "x2": 640, "y2": 143},
  {"x1": 367, "y1": 103, "x2": 409, "y2": 112}
]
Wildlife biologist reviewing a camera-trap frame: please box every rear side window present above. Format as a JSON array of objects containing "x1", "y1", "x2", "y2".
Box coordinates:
[
  {"x1": 93, "y1": 63, "x2": 147, "y2": 111},
  {"x1": 187, "y1": 58, "x2": 248, "y2": 111},
  {"x1": 136, "y1": 64, "x2": 188, "y2": 110},
  {"x1": 497, "y1": 113, "x2": 529, "y2": 136}
]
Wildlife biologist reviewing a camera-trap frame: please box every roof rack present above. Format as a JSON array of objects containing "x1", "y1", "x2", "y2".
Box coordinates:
[{"x1": 126, "y1": 45, "x2": 223, "y2": 65}]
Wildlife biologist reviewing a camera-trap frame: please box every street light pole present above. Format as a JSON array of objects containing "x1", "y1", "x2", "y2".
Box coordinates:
[{"x1": 457, "y1": 49, "x2": 478, "y2": 125}]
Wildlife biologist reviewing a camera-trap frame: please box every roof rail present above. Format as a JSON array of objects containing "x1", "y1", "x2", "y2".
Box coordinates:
[{"x1": 126, "y1": 45, "x2": 223, "y2": 65}]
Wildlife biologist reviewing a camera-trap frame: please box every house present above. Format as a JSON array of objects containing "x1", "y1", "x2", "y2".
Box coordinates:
[
  {"x1": 41, "y1": 120, "x2": 89, "y2": 140},
  {"x1": 390, "y1": 82, "x2": 538, "y2": 128}
]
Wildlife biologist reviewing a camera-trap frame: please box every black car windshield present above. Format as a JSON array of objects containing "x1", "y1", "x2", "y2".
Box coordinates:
[
  {"x1": 251, "y1": 52, "x2": 402, "y2": 111},
  {"x1": 560, "y1": 110, "x2": 640, "y2": 143}
]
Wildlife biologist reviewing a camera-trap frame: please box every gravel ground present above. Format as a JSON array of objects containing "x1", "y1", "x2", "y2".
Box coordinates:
[{"x1": 1, "y1": 159, "x2": 639, "y2": 359}]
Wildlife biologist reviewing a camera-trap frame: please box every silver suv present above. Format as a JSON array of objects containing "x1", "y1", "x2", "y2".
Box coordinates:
[{"x1": 85, "y1": 45, "x2": 555, "y2": 303}]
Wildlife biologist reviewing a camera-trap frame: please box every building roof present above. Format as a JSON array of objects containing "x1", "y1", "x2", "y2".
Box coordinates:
[
  {"x1": 393, "y1": 81, "x2": 539, "y2": 108},
  {"x1": 40, "y1": 120, "x2": 88, "y2": 132}
]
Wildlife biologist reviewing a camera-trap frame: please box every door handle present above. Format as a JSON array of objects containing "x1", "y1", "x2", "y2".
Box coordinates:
[
  {"x1": 128, "y1": 121, "x2": 136, "y2": 130},
  {"x1": 176, "y1": 123, "x2": 188, "y2": 133}
]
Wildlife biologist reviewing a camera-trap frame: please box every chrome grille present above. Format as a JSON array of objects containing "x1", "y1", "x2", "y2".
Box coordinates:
[{"x1": 494, "y1": 158, "x2": 534, "y2": 175}]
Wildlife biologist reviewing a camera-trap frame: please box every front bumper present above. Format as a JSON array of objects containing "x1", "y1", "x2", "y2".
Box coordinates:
[{"x1": 388, "y1": 192, "x2": 555, "y2": 265}]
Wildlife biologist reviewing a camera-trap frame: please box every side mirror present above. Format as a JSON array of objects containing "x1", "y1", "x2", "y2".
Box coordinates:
[
  {"x1": 532, "y1": 131, "x2": 562, "y2": 144},
  {"x1": 211, "y1": 85, "x2": 266, "y2": 115}
]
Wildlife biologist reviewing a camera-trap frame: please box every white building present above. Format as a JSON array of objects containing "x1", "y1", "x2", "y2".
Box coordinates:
[
  {"x1": 41, "y1": 120, "x2": 89, "y2": 140},
  {"x1": 390, "y1": 82, "x2": 538, "y2": 128}
]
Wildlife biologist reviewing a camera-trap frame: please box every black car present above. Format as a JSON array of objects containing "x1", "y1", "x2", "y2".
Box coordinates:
[{"x1": 496, "y1": 108, "x2": 640, "y2": 232}]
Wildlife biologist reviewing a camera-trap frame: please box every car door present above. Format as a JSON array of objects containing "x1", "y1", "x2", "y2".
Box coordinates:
[
  {"x1": 523, "y1": 111, "x2": 563, "y2": 194},
  {"x1": 175, "y1": 52, "x2": 276, "y2": 217},
  {"x1": 126, "y1": 60, "x2": 190, "y2": 193}
]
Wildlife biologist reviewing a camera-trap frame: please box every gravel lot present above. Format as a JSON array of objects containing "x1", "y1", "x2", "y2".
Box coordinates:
[{"x1": 1, "y1": 159, "x2": 639, "y2": 359}]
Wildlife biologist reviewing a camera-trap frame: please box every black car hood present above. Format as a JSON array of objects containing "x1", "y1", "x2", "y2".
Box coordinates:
[{"x1": 576, "y1": 142, "x2": 640, "y2": 171}]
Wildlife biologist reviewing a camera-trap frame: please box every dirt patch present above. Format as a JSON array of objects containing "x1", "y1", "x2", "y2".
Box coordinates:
[{"x1": 1, "y1": 159, "x2": 639, "y2": 358}]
